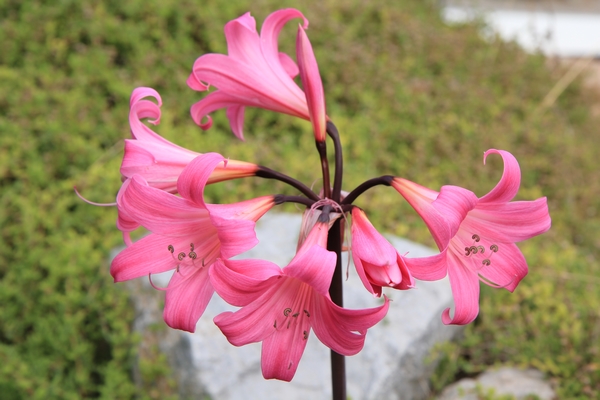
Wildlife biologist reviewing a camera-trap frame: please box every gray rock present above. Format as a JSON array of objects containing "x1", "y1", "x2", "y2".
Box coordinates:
[
  {"x1": 437, "y1": 367, "x2": 556, "y2": 400},
  {"x1": 124, "y1": 212, "x2": 463, "y2": 400}
]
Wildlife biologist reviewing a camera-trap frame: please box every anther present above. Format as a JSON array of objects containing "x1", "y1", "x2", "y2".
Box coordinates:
[
  {"x1": 482, "y1": 259, "x2": 491, "y2": 266},
  {"x1": 177, "y1": 252, "x2": 186, "y2": 261},
  {"x1": 303, "y1": 310, "x2": 310, "y2": 317},
  {"x1": 168, "y1": 245, "x2": 175, "y2": 253},
  {"x1": 189, "y1": 251, "x2": 197, "y2": 259},
  {"x1": 292, "y1": 312, "x2": 299, "y2": 318},
  {"x1": 284, "y1": 308, "x2": 292, "y2": 317},
  {"x1": 273, "y1": 320, "x2": 277, "y2": 329},
  {"x1": 490, "y1": 244, "x2": 499, "y2": 253},
  {"x1": 477, "y1": 245, "x2": 485, "y2": 254},
  {"x1": 303, "y1": 331, "x2": 308, "y2": 340},
  {"x1": 472, "y1": 234, "x2": 480, "y2": 242},
  {"x1": 190, "y1": 243, "x2": 195, "y2": 252}
]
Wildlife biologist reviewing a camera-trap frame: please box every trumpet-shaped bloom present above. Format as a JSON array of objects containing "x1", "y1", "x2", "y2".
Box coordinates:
[
  {"x1": 210, "y1": 223, "x2": 389, "y2": 381},
  {"x1": 111, "y1": 153, "x2": 275, "y2": 332},
  {"x1": 117, "y1": 88, "x2": 258, "y2": 234},
  {"x1": 188, "y1": 9, "x2": 325, "y2": 140},
  {"x1": 351, "y1": 208, "x2": 415, "y2": 296},
  {"x1": 391, "y1": 149, "x2": 551, "y2": 325}
]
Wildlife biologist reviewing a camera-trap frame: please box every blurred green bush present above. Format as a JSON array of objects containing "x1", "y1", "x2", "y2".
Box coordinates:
[{"x1": 0, "y1": 0, "x2": 598, "y2": 398}]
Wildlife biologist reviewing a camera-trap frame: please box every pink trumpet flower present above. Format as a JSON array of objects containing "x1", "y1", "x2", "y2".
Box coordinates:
[
  {"x1": 391, "y1": 149, "x2": 551, "y2": 325},
  {"x1": 351, "y1": 208, "x2": 415, "y2": 296},
  {"x1": 111, "y1": 153, "x2": 275, "y2": 332},
  {"x1": 210, "y1": 222, "x2": 389, "y2": 381},
  {"x1": 188, "y1": 9, "x2": 325, "y2": 140},
  {"x1": 117, "y1": 88, "x2": 258, "y2": 233},
  {"x1": 123, "y1": 87, "x2": 258, "y2": 192}
]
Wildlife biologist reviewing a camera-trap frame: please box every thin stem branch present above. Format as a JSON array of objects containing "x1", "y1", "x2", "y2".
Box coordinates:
[
  {"x1": 274, "y1": 194, "x2": 315, "y2": 208},
  {"x1": 327, "y1": 122, "x2": 343, "y2": 203},
  {"x1": 256, "y1": 166, "x2": 320, "y2": 202},
  {"x1": 316, "y1": 140, "x2": 331, "y2": 199},
  {"x1": 341, "y1": 175, "x2": 394, "y2": 205}
]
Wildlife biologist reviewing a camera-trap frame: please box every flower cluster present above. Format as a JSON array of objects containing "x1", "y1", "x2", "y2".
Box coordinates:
[{"x1": 103, "y1": 9, "x2": 551, "y2": 383}]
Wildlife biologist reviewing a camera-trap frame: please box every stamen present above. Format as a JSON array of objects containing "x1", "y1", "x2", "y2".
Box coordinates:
[
  {"x1": 147, "y1": 273, "x2": 168, "y2": 291},
  {"x1": 74, "y1": 187, "x2": 117, "y2": 207}
]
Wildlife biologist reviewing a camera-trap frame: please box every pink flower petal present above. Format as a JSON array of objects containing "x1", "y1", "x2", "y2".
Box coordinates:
[
  {"x1": 479, "y1": 149, "x2": 521, "y2": 204},
  {"x1": 110, "y1": 234, "x2": 189, "y2": 282},
  {"x1": 284, "y1": 245, "x2": 336, "y2": 296},
  {"x1": 177, "y1": 153, "x2": 227, "y2": 208},
  {"x1": 442, "y1": 254, "x2": 481, "y2": 325},
  {"x1": 311, "y1": 294, "x2": 389, "y2": 355},
  {"x1": 468, "y1": 198, "x2": 551, "y2": 242},
  {"x1": 261, "y1": 316, "x2": 310, "y2": 381},
  {"x1": 403, "y1": 250, "x2": 448, "y2": 281},
  {"x1": 226, "y1": 105, "x2": 246, "y2": 140},
  {"x1": 210, "y1": 258, "x2": 281, "y2": 306},
  {"x1": 120, "y1": 175, "x2": 212, "y2": 236},
  {"x1": 163, "y1": 267, "x2": 214, "y2": 332},
  {"x1": 476, "y1": 242, "x2": 528, "y2": 292}
]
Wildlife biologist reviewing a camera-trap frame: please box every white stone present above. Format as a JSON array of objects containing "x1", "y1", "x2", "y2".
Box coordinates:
[{"x1": 437, "y1": 367, "x2": 556, "y2": 400}]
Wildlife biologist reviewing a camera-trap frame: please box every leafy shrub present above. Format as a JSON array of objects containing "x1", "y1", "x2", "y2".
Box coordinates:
[{"x1": 0, "y1": 0, "x2": 598, "y2": 398}]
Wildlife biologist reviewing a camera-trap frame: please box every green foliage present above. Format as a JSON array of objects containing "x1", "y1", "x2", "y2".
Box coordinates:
[{"x1": 1, "y1": 0, "x2": 599, "y2": 398}]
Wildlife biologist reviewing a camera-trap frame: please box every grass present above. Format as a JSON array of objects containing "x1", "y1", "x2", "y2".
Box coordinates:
[{"x1": 0, "y1": 0, "x2": 598, "y2": 398}]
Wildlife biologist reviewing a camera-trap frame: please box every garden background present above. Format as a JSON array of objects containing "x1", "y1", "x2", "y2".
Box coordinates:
[{"x1": 0, "y1": 0, "x2": 598, "y2": 398}]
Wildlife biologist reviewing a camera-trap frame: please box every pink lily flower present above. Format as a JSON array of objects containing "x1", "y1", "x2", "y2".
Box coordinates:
[
  {"x1": 122, "y1": 87, "x2": 258, "y2": 192},
  {"x1": 296, "y1": 25, "x2": 327, "y2": 142},
  {"x1": 117, "y1": 87, "x2": 259, "y2": 234},
  {"x1": 391, "y1": 149, "x2": 551, "y2": 325},
  {"x1": 351, "y1": 207, "x2": 415, "y2": 296},
  {"x1": 188, "y1": 9, "x2": 325, "y2": 140},
  {"x1": 210, "y1": 222, "x2": 389, "y2": 381},
  {"x1": 111, "y1": 152, "x2": 275, "y2": 332}
]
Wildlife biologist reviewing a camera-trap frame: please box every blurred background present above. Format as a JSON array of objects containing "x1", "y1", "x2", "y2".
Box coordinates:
[{"x1": 0, "y1": 0, "x2": 598, "y2": 398}]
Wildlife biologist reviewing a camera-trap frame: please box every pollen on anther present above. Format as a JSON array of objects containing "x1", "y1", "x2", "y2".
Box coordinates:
[
  {"x1": 490, "y1": 244, "x2": 499, "y2": 253},
  {"x1": 189, "y1": 251, "x2": 197, "y2": 259},
  {"x1": 283, "y1": 308, "x2": 292, "y2": 316},
  {"x1": 167, "y1": 245, "x2": 175, "y2": 253},
  {"x1": 177, "y1": 252, "x2": 186, "y2": 261}
]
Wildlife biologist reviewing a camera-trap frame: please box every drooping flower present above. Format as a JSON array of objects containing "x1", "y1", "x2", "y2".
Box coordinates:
[
  {"x1": 111, "y1": 152, "x2": 276, "y2": 332},
  {"x1": 188, "y1": 9, "x2": 326, "y2": 140},
  {"x1": 351, "y1": 207, "x2": 415, "y2": 296},
  {"x1": 210, "y1": 222, "x2": 389, "y2": 381},
  {"x1": 391, "y1": 149, "x2": 551, "y2": 325}
]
